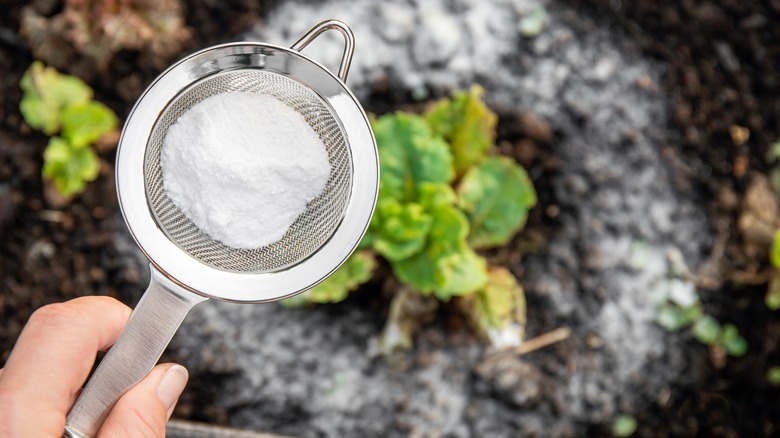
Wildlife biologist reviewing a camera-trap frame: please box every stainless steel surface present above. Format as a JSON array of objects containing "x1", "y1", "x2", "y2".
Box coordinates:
[
  {"x1": 291, "y1": 19, "x2": 355, "y2": 82},
  {"x1": 65, "y1": 19, "x2": 378, "y2": 437},
  {"x1": 66, "y1": 267, "x2": 207, "y2": 436},
  {"x1": 62, "y1": 426, "x2": 86, "y2": 438},
  {"x1": 166, "y1": 419, "x2": 292, "y2": 438},
  {"x1": 115, "y1": 29, "x2": 378, "y2": 302}
]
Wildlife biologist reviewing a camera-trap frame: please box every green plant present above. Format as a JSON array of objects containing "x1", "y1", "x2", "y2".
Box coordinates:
[
  {"x1": 21, "y1": 0, "x2": 190, "y2": 72},
  {"x1": 283, "y1": 86, "x2": 537, "y2": 351},
  {"x1": 20, "y1": 61, "x2": 117, "y2": 197},
  {"x1": 767, "y1": 366, "x2": 780, "y2": 386},
  {"x1": 612, "y1": 414, "x2": 637, "y2": 437},
  {"x1": 766, "y1": 230, "x2": 780, "y2": 310},
  {"x1": 655, "y1": 283, "x2": 747, "y2": 358}
]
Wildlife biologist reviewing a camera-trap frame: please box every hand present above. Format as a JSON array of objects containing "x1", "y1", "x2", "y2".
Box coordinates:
[{"x1": 0, "y1": 296, "x2": 188, "y2": 437}]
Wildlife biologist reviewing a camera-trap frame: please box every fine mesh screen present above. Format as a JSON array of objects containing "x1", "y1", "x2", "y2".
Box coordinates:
[{"x1": 144, "y1": 70, "x2": 352, "y2": 273}]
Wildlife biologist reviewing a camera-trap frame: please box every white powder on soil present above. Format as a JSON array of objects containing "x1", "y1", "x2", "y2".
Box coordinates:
[{"x1": 160, "y1": 92, "x2": 331, "y2": 249}]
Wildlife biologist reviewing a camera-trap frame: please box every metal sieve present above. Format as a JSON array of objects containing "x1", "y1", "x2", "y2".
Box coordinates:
[
  {"x1": 64, "y1": 20, "x2": 378, "y2": 437},
  {"x1": 146, "y1": 70, "x2": 352, "y2": 272}
]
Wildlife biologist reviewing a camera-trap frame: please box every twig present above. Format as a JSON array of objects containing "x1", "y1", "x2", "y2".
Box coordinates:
[{"x1": 493, "y1": 327, "x2": 572, "y2": 357}]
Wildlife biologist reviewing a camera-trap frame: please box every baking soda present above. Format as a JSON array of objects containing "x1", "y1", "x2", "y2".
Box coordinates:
[{"x1": 160, "y1": 92, "x2": 331, "y2": 249}]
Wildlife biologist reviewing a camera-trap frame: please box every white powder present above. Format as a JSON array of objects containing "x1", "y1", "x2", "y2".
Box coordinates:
[{"x1": 160, "y1": 92, "x2": 331, "y2": 249}]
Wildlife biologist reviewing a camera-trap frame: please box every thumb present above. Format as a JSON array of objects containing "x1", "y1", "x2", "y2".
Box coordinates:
[{"x1": 98, "y1": 363, "x2": 189, "y2": 437}]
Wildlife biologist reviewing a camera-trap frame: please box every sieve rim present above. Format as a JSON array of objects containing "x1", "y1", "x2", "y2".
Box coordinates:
[{"x1": 116, "y1": 41, "x2": 378, "y2": 303}]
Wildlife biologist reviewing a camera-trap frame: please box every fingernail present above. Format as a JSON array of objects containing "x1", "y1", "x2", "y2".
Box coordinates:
[{"x1": 158, "y1": 364, "x2": 188, "y2": 418}]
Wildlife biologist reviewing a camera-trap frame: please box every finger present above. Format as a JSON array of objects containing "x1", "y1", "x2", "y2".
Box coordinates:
[
  {"x1": 0, "y1": 296, "x2": 131, "y2": 436},
  {"x1": 99, "y1": 363, "x2": 188, "y2": 437}
]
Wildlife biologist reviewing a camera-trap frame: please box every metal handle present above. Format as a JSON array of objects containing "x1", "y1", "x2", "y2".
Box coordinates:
[
  {"x1": 63, "y1": 266, "x2": 207, "y2": 438},
  {"x1": 291, "y1": 19, "x2": 355, "y2": 82}
]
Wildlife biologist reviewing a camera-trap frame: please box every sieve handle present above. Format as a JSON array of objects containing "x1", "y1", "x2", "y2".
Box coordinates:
[
  {"x1": 291, "y1": 19, "x2": 355, "y2": 82},
  {"x1": 63, "y1": 266, "x2": 207, "y2": 438}
]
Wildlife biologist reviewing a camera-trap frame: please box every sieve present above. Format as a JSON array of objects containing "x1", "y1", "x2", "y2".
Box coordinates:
[{"x1": 63, "y1": 20, "x2": 378, "y2": 437}]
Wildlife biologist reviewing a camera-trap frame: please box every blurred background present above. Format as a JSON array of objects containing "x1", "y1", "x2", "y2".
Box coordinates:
[{"x1": 1, "y1": 0, "x2": 779, "y2": 436}]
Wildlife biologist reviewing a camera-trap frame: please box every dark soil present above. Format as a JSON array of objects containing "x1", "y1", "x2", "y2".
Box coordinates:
[
  {"x1": 0, "y1": 0, "x2": 778, "y2": 436},
  {"x1": 572, "y1": 1, "x2": 780, "y2": 436}
]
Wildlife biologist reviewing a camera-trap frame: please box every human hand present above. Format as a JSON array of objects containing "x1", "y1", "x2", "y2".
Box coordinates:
[{"x1": 0, "y1": 296, "x2": 188, "y2": 437}]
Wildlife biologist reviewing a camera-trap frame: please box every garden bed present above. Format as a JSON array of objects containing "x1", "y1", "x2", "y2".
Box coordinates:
[{"x1": 1, "y1": 0, "x2": 778, "y2": 436}]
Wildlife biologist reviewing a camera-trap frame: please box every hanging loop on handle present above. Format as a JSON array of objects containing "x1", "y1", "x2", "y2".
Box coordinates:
[{"x1": 291, "y1": 19, "x2": 355, "y2": 82}]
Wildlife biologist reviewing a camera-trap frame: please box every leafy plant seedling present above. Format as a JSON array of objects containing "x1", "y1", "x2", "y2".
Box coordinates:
[
  {"x1": 283, "y1": 85, "x2": 537, "y2": 351},
  {"x1": 19, "y1": 61, "x2": 118, "y2": 198},
  {"x1": 612, "y1": 414, "x2": 637, "y2": 437},
  {"x1": 767, "y1": 366, "x2": 780, "y2": 386}
]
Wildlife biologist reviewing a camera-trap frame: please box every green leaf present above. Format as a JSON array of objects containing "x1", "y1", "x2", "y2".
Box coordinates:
[
  {"x1": 372, "y1": 113, "x2": 454, "y2": 202},
  {"x1": 280, "y1": 251, "x2": 377, "y2": 307},
  {"x1": 656, "y1": 303, "x2": 700, "y2": 332},
  {"x1": 42, "y1": 137, "x2": 100, "y2": 197},
  {"x1": 417, "y1": 182, "x2": 457, "y2": 209},
  {"x1": 771, "y1": 230, "x2": 780, "y2": 271},
  {"x1": 458, "y1": 156, "x2": 537, "y2": 248},
  {"x1": 60, "y1": 101, "x2": 117, "y2": 148},
  {"x1": 720, "y1": 324, "x2": 748, "y2": 358},
  {"x1": 692, "y1": 315, "x2": 721, "y2": 345},
  {"x1": 462, "y1": 267, "x2": 526, "y2": 347},
  {"x1": 425, "y1": 85, "x2": 497, "y2": 175},
  {"x1": 372, "y1": 199, "x2": 432, "y2": 261},
  {"x1": 767, "y1": 366, "x2": 780, "y2": 386},
  {"x1": 766, "y1": 270, "x2": 780, "y2": 311},
  {"x1": 392, "y1": 197, "x2": 488, "y2": 299},
  {"x1": 612, "y1": 415, "x2": 637, "y2": 437},
  {"x1": 433, "y1": 244, "x2": 488, "y2": 300},
  {"x1": 19, "y1": 61, "x2": 93, "y2": 134},
  {"x1": 19, "y1": 94, "x2": 60, "y2": 135}
]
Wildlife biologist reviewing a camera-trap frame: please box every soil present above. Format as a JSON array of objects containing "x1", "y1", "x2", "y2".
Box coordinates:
[
  {"x1": 574, "y1": 1, "x2": 780, "y2": 435},
  {"x1": 0, "y1": 0, "x2": 778, "y2": 437}
]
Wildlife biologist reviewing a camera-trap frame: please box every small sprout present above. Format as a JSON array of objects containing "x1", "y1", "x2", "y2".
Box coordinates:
[
  {"x1": 656, "y1": 305, "x2": 688, "y2": 332},
  {"x1": 768, "y1": 231, "x2": 780, "y2": 311},
  {"x1": 518, "y1": 6, "x2": 548, "y2": 38},
  {"x1": 767, "y1": 366, "x2": 780, "y2": 386},
  {"x1": 19, "y1": 61, "x2": 92, "y2": 135},
  {"x1": 656, "y1": 303, "x2": 700, "y2": 332},
  {"x1": 612, "y1": 414, "x2": 637, "y2": 437},
  {"x1": 720, "y1": 324, "x2": 748, "y2": 358},
  {"x1": 19, "y1": 62, "x2": 117, "y2": 198},
  {"x1": 766, "y1": 271, "x2": 780, "y2": 311},
  {"x1": 771, "y1": 230, "x2": 780, "y2": 271},
  {"x1": 692, "y1": 315, "x2": 721, "y2": 344}
]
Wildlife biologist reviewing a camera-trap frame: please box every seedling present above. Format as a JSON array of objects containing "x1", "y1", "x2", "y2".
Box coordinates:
[
  {"x1": 19, "y1": 62, "x2": 117, "y2": 197},
  {"x1": 283, "y1": 86, "x2": 537, "y2": 351}
]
